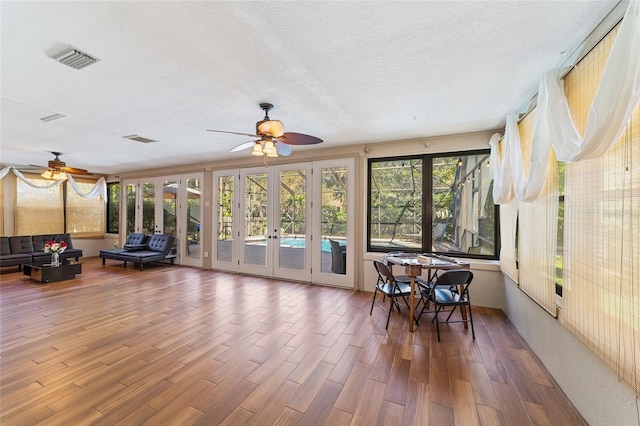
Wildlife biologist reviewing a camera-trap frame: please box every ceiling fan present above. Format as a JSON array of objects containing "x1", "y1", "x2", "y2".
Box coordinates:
[
  {"x1": 207, "y1": 103, "x2": 322, "y2": 160},
  {"x1": 20, "y1": 152, "x2": 90, "y2": 178}
]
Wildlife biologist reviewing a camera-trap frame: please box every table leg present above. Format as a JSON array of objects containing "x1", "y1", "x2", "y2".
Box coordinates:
[
  {"x1": 459, "y1": 284, "x2": 468, "y2": 328},
  {"x1": 409, "y1": 277, "x2": 415, "y2": 332},
  {"x1": 404, "y1": 264, "x2": 422, "y2": 333}
]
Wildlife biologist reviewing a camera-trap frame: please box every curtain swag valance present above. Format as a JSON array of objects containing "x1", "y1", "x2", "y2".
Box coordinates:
[
  {"x1": 490, "y1": 0, "x2": 640, "y2": 204},
  {"x1": 0, "y1": 167, "x2": 107, "y2": 200}
]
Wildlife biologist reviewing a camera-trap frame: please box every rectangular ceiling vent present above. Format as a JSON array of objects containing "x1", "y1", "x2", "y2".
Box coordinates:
[
  {"x1": 123, "y1": 134, "x2": 158, "y2": 144},
  {"x1": 51, "y1": 46, "x2": 100, "y2": 70},
  {"x1": 40, "y1": 113, "x2": 66, "y2": 122}
]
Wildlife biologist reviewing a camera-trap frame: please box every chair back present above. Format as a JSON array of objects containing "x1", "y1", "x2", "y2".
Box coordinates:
[
  {"x1": 434, "y1": 270, "x2": 473, "y2": 296},
  {"x1": 374, "y1": 260, "x2": 397, "y2": 285},
  {"x1": 373, "y1": 260, "x2": 385, "y2": 287}
]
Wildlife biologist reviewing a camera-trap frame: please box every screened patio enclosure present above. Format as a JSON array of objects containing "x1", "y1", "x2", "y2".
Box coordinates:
[{"x1": 369, "y1": 152, "x2": 495, "y2": 255}]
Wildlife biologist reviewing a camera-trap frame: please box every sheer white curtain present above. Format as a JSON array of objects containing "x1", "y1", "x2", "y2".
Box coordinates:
[
  {"x1": 489, "y1": 132, "x2": 512, "y2": 203},
  {"x1": 490, "y1": 0, "x2": 640, "y2": 203},
  {"x1": 0, "y1": 167, "x2": 106, "y2": 199}
]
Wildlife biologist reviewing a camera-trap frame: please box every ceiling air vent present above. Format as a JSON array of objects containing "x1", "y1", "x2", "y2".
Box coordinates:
[
  {"x1": 40, "y1": 113, "x2": 66, "y2": 122},
  {"x1": 123, "y1": 134, "x2": 158, "y2": 144},
  {"x1": 51, "y1": 46, "x2": 99, "y2": 70}
]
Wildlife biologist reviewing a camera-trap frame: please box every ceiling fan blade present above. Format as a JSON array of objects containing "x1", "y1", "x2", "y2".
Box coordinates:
[
  {"x1": 278, "y1": 132, "x2": 323, "y2": 145},
  {"x1": 230, "y1": 140, "x2": 258, "y2": 152},
  {"x1": 275, "y1": 142, "x2": 291, "y2": 157},
  {"x1": 61, "y1": 166, "x2": 89, "y2": 174},
  {"x1": 208, "y1": 129, "x2": 259, "y2": 138}
]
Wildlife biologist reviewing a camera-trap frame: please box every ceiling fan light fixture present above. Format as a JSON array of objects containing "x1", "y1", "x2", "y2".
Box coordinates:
[
  {"x1": 262, "y1": 140, "x2": 277, "y2": 155},
  {"x1": 266, "y1": 150, "x2": 278, "y2": 158},
  {"x1": 257, "y1": 119, "x2": 284, "y2": 137},
  {"x1": 41, "y1": 170, "x2": 66, "y2": 180},
  {"x1": 251, "y1": 141, "x2": 264, "y2": 156}
]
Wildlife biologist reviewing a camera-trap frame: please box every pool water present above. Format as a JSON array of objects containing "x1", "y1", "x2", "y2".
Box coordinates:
[{"x1": 255, "y1": 237, "x2": 344, "y2": 252}]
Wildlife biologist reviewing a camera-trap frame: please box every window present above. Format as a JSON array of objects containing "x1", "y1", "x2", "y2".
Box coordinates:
[
  {"x1": 106, "y1": 182, "x2": 120, "y2": 234},
  {"x1": 16, "y1": 174, "x2": 64, "y2": 235},
  {"x1": 516, "y1": 110, "x2": 559, "y2": 316},
  {"x1": 66, "y1": 178, "x2": 105, "y2": 236},
  {"x1": 15, "y1": 175, "x2": 105, "y2": 237},
  {"x1": 0, "y1": 178, "x2": 4, "y2": 235},
  {"x1": 559, "y1": 22, "x2": 640, "y2": 396},
  {"x1": 556, "y1": 162, "x2": 565, "y2": 292},
  {"x1": 368, "y1": 150, "x2": 498, "y2": 258}
]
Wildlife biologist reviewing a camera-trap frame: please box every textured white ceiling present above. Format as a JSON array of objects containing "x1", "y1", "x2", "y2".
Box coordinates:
[{"x1": 0, "y1": 1, "x2": 617, "y2": 174}]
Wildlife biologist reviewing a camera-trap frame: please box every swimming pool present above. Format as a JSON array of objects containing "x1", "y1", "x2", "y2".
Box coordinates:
[{"x1": 254, "y1": 237, "x2": 344, "y2": 252}]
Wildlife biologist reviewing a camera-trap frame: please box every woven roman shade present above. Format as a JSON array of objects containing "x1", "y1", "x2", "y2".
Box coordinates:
[
  {"x1": 561, "y1": 24, "x2": 640, "y2": 396},
  {"x1": 516, "y1": 110, "x2": 559, "y2": 316},
  {"x1": 16, "y1": 173, "x2": 64, "y2": 235}
]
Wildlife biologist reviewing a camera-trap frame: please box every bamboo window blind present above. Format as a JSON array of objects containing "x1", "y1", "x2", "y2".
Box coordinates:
[
  {"x1": 561, "y1": 24, "x2": 640, "y2": 396},
  {"x1": 16, "y1": 174, "x2": 64, "y2": 235},
  {"x1": 516, "y1": 110, "x2": 559, "y2": 316}
]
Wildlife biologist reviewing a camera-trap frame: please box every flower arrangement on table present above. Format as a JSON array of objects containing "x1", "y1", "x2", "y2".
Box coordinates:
[{"x1": 44, "y1": 240, "x2": 67, "y2": 266}]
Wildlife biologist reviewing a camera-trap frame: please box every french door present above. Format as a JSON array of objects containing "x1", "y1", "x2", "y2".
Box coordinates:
[
  {"x1": 122, "y1": 173, "x2": 202, "y2": 267},
  {"x1": 211, "y1": 159, "x2": 353, "y2": 288}
]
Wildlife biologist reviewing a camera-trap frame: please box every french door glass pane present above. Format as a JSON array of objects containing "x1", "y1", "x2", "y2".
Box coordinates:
[
  {"x1": 217, "y1": 175, "x2": 234, "y2": 262},
  {"x1": 320, "y1": 166, "x2": 348, "y2": 274},
  {"x1": 244, "y1": 172, "x2": 267, "y2": 266},
  {"x1": 279, "y1": 169, "x2": 306, "y2": 270},
  {"x1": 126, "y1": 183, "x2": 136, "y2": 235},
  {"x1": 162, "y1": 180, "x2": 178, "y2": 254},
  {"x1": 185, "y1": 178, "x2": 201, "y2": 259},
  {"x1": 142, "y1": 182, "x2": 155, "y2": 235}
]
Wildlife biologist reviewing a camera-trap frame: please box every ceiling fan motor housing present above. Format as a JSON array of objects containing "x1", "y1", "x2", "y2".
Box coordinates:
[
  {"x1": 48, "y1": 158, "x2": 66, "y2": 169},
  {"x1": 47, "y1": 152, "x2": 66, "y2": 169},
  {"x1": 255, "y1": 104, "x2": 285, "y2": 137}
]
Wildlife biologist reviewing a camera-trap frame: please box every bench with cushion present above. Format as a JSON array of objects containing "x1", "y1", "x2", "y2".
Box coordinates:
[{"x1": 100, "y1": 234, "x2": 175, "y2": 271}]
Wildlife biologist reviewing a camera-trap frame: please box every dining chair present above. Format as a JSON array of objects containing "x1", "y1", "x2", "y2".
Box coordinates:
[
  {"x1": 370, "y1": 260, "x2": 413, "y2": 329},
  {"x1": 416, "y1": 269, "x2": 474, "y2": 342}
]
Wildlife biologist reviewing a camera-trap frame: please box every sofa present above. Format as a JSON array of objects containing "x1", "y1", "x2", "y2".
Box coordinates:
[
  {"x1": 0, "y1": 234, "x2": 83, "y2": 270},
  {"x1": 100, "y1": 233, "x2": 175, "y2": 271}
]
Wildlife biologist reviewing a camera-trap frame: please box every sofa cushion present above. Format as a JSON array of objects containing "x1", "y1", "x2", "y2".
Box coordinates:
[
  {"x1": 0, "y1": 237, "x2": 11, "y2": 256},
  {"x1": 118, "y1": 251, "x2": 167, "y2": 261},
  {"x1": 100, "y1": 248, "x2": 126, "y2": 259},
  {"x1": 60, "y1": 234, "x2": 75, "y2": 249},
  {"x1": 9, "y1": 236, "x2": 34, "y2": 255},
  {"x1": 0, "y1": 253, "x2": 32, "y2": 266},
  {"x1": 123, "y1": 233, "x2": 149, "y2": 251},
  {"x1": 146, "y1": 234, "x2": 174, "y2": 255},
  {"x1": 32, "y1": 234, "x2": 62, "y2": 252}
]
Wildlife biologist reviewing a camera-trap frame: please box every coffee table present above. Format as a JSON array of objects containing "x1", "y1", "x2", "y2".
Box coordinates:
[{"x1": 23, "y1": 261, "x2": 82, "y2": 283}]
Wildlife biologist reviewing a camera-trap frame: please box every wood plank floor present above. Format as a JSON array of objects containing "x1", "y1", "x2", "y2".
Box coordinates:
[{"x1": 0, "y1": 258, "x2": 586, "y2": 425}]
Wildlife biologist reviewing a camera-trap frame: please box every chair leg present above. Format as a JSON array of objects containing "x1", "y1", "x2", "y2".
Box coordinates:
[
  {"x1": 386, "y1": 296, "x2": 394, "y2": 329},
  {"x1": 467, "y1": 304, "x2": 475, "y2": 339},
  {"x1": 401, "y1": 294, "x2": 410, "y2": 310},
  {"x1": 445, "y1": 305, "x2": 458, "y2": 322},
  {"x1": 415, "y1": 292, "x2": 431, "y2": 324},
  {"x1": 370, "y1": 288, "x2": 379, "y2": 315},
  {"x1": 434, "y1": 305, "x2": 441, "y2": 342}
]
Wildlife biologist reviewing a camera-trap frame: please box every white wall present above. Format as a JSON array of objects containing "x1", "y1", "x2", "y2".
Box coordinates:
[
  {"x1": 73, "y1": 237, "x2": 112, "y2": 257},
  {"x1": 501, "y1": 274, "x2": 640, "y2": 426}
]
